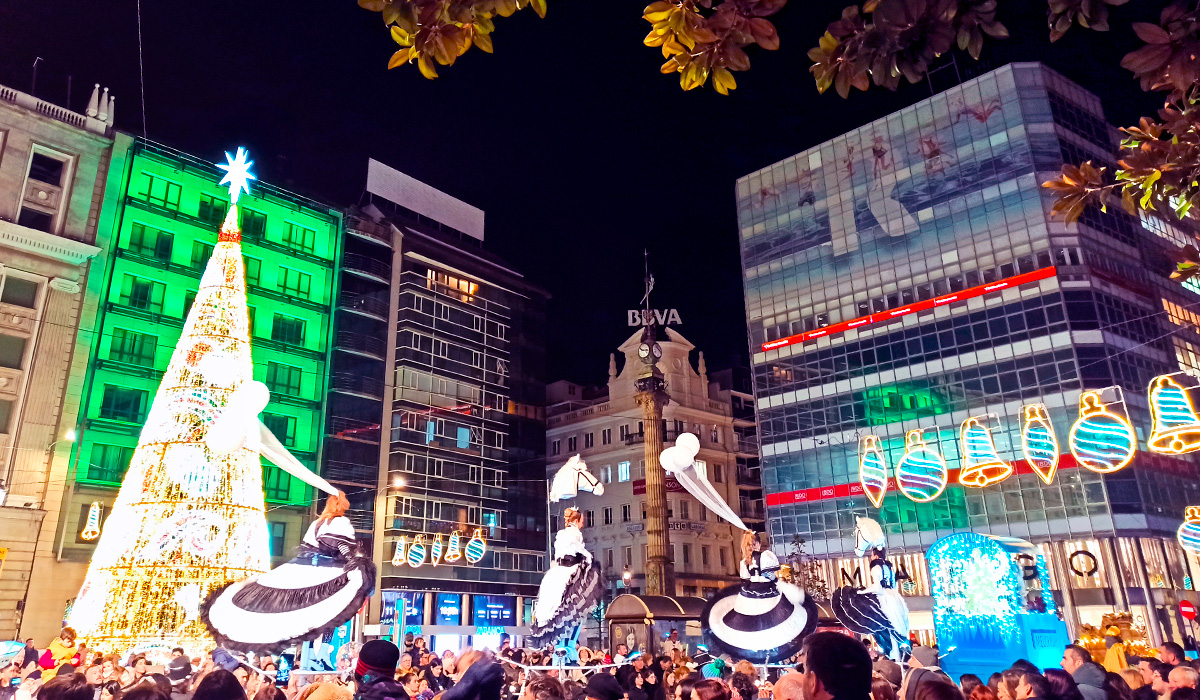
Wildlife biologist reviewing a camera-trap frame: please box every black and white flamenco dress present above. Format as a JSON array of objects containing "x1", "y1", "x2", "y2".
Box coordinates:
[
  {"x1": 831, "y1": 555, "x2": 911, "y2": 660},
  {"x1": 529, "y1": 524, "x2": 604, "y2": 647},
  {"x1": 700, "y1": 549, "x2": 818, "y2": 663},
  {"x1": 201, "y1": 515, "x2": 376, "y2": 653}
]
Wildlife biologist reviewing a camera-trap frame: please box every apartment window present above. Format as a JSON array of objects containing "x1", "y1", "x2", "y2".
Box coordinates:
[
  {"x1": 585, "y1": 510, "x2": 595, "y2": 528},
  {"x1": 601, "y1": 428, "x2": 611, "y2": 445},
  {"x1": 266, "y1": 362, "x2": 303, "y2": 396},
  {"x1": 720, "y1": 548, "x2": 727, "y2": 568},
  {"x1": 584, "y1": 432, "x2": 594, "y2": 448},
  {"x1": 702, "y1": 546, "x2": 710, "y2": 567},
  {"x1": 262, "y1": 413, "x2": 297, "y2": 447},
  {"x1": 0, "y1": 399, "x2": 11, "y2": 433},
  {"x1": 713, "y1": 463, "x2": 724, "y2": 483},
  {"x1": 20, "y1": 152, "x2": 68, "y2": 232},
  {"x1": 619, "y1": 425, "x2": 630, "y2": 440},
  {"x1": 606, "y1": 549, "x2": 614, "y2": 569},
  {"x1": 277, "y1": 267, "x2": 312, "y2": 299},
  {"x1": 0, "y1": 335, "x2": 26, "y2": 369},
  {"x1": 29, "y1": 153, "x2": 65, "y2": 185},
  {"x1": 682, "y1": 544, "x2": 691, "y2": 565},
  {"x1": 183, "y1": 291, "x2": 197, "y2": 319},
  {"x1": 109, "y1": 329, "x2": 157, "y2": 366},
  {"x1": 551, "y1": 440, "x2": 561, "y2": 456},
  {"x1": 711, "y1": 427, "x2": 720, "y2": 444},
  {"x1": 700, "y1": 505, "x2": 708, "y2": 521},
  {"x1": 621, "y1": 504, "x2": 631, "y2": 522},
  {"x1": 100, "y1": 385, "x2": 147, "y2": 422},
  {"x1": 16, "y1": 208, "x2": 52, "y2": 232},
  {"x1": 283, "y1": 222, "x2": 316, "y2": 252},
  {"x1": 0, "y1": 277, "x2": 38, "y2": 308},
  {"x1": 603, "y1": 507, "x2": 613, "y2": 525},
  {"x1": 139, "y1": 173, "x2": 182, "y2": 210},
  {"x1": 426, "y1": 269, "x2": 478, "y2": 302},
  {"x1": 618, "y1": 461, "x2": 631, "y2": 482},
  {"x1": 271, "y1": 314, "x2": 306, "y2": 345},
  {"x1": 599, "y1": 465, "x2": 611, "y2": 483},
  {"x1": 87, "y1": 444, "x2": 132, "y2": 482},
  {"x1": 243, "y1": 210, "x2": 267, "y2": 238},
  {"x1": 198, "y1": 194, "x2": 228, "y2": 225},
  {"x1": 267, "y1": 522, "x2": 287, "y2": 557},
  {"x1": 129, "y1": 224, "x2": 173, "y2": 261},
  {"x1": 190, "y1": 240, "x2": 214, "y2": 269},
  {"x1": 680, "y1": 500, "x2": 690, "y2": 520},
  {"x1": 264, "y1": 468, "x2": 293, "y2": 502},
  {"x1": 641, "y1": 501, "x2": 647, "y2": 520},
  {"x1": 119, "y1": 275, "x2": 164, "y2": 313},
  {"x1": 623, "y1": 546, "x2": 632, "y2": 567},
  {"x1": 244, "y1": 257, "x2": 261, "y2": 286},
  {"x1": 567, "y1": 436, "x2": 578, "y2": 451}
]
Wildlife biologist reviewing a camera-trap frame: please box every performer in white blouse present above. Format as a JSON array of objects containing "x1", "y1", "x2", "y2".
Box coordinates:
[{"x1": 530, "y1": 507, "x2": 604, "y2": 647}]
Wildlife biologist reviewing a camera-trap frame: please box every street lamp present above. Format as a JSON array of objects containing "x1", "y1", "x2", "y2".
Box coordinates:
[
  {"x1": 392, "y1": 476, "x2": 406, "y2": 488},
  {"x1": 623, "y1": 565, "x2": 632, "y2": 587}
]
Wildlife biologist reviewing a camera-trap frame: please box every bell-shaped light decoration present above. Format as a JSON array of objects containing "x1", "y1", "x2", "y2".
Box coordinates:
[
  {"x1": 465, "y1": 528, "x2": 487, "y2": 563},
  {"x1": 445, "y1": 531, "x2": 463, "y2": 562},
  {"x1": 959, "y1": 416, "x2": 1013, "y2": 488},
  {"x1": 895, "y1": 429, "x2": 948, "y2": 503},
  {"x1": 1148, "y1": 375, "x2": 1200, "y2": 455},
  {"x1": 391, "y1": 536, "x2": 407, "y2": 567},
  {"x1": 80, "y1": 502, "x2": 103, "y2": 541},
  {"x1": 1069, "y1": 389, "x2": 1137, "y2": 473},
  {"x1": 1021, "y1": 404, "x2": 1060, "y2": 484},
  {"x1": 858, "y1": 435, "x2": 889, "y2": 509}
]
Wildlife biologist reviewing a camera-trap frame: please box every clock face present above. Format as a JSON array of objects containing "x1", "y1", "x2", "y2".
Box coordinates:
[
  {"x1": 638, "y1": 344, "x2": 650, "y2": 359},
  {"x1": 651, "y1": 343, "x2": 662, "y2": 358}
]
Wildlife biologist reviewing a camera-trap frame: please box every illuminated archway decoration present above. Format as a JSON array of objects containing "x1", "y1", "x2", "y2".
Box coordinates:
[
  {"x1": 959, "y1": 416, "x2": 1013, "y2": 488},
  {"x1": 80, "y1": 502, "x2": 103, "y2": 541},
  {"x1": 407, "y1": 535, "x2": 427, "y2": 568},
  {"x1": 445, "y1": 531, "x2": 463, "y2": 562},
  {"x1": 858, "y1": 435, "x2": 889, "y2": 508},
  {"x1": 391, "y1": 536, "x2": 407, "y2": 567},
  {"x1": 895, "y1": 429, "x2": 948, "y2": 503},
  {"x1": 1021, "y1": 404, "x2": 1060, "y2": 484},
  {"x1": 1069, "y1": 389, "x2": 1136, "y2": 473},
  {"x1": 1178, "y1": 506, "x2": 1200, "y2": 556},
  {"x1": 430, "y1": 533, "x2": 444, "y2": 565},
  {"x1": 465, "y1": 529, "x2": 487, "y2": 563},
  {"x1": 1148, "y1": 375, "x2": 1200, "y2": 454}
]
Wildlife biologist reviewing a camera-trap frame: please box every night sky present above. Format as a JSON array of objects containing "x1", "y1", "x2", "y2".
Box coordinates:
[{"x1": 0, "y1": 1, "x2": 1173, "y2": 384}]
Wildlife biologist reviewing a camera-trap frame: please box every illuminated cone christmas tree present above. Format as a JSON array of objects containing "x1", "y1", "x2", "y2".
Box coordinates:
[{"x1": 70, "y1": 149, "x2": 271, "y2": 654}]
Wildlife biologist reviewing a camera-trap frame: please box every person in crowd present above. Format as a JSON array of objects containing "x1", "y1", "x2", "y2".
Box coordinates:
[
  {"x1": 1170, "y1": 667, "x2": 1200, "y2": 693},
  {"x1": 1103, "y1": 672, "x2": 1133, "y2": 700},
  {"x1": 19, "y1": 641, "x2": 37, "y2": 676},
  {"x1": 428, "y1": 660, "x2": 453, "y2": 693},
  {"x1": 1149, "y1": 663, "x2": 1171, "y2": 700},
  {"x1": 352, "y1": 641, "x2": 406, "y2": 700},
  {"x1": 165, "y1": 650, "x2": 191, "y2": 697},
  {"x1": 969, "y1": 686, "x2": 997, "y2": 700},
  {"x1": 627, "y1": 672, "x2": 649, "y2": 700},
  {"x1": 1103, "y1": 630, "x2": 1128, "y2": 673},
  {"x1": 84, "y1": 658, "x2": 106, "y2": 686},
  {"x1": 997, "y1": 670, "x2": 1023, "y2": 700},
  {"x1": 960, "y1": 677, "x2": 982, "y2": 699},
  {"x1": 1158, "y1": 645, "x2": 1185, "y2": 671},
  {"x1": 690, "y1": 679, "x2": 729, "y2": 700},
  {"x1": 121, "y1": 657, "x2": 149, "y2": 692},
  {"x1": 899, "y1": 647, "x2": 951, "y2": 700},
  {"x1": 120, "y1": 685, "x2": 170, "y2": 700},
  {"x1": 394, "y1": 674, "x2": 419, "y2": 700},
  {"x1": 520, "y1": 676, "x2": 565, "y2": 700},
  {"x1": 99, "y1": 681, "x2": 123, "y2": 700},
  {"x1": 1175, "y1": 691, "x2": 1200, "y2": 700},
  {"x1": 657, "y1": 659, "x2": 673, "y2": 678},
  {"x1": 916, "y1": 683, "x2": 963, "y2": 700},
  {"x1": 675, "y1": 675, "x2": 702, "y2": 700},
  {"x1": 730, "y1": 673, "x2": 755, "y2": 700},
  {"x1": 793, "y1": 631, "x2": 873, "y2": 700},
  {"x1": 987, "y1": 676, "x2": 1002, "y2": 695},
  {"x1": 1119, "y1": 668, "x2": 1149, "y2": 700},
  {"x1": 1011, "y1": 664, "x2": 1039, "y2": 679},
  {"x1": 192, "y1": 671, "x2": 247, "y2": 700},
  {"x1": 617, "y1": 656, "x2": 646, "y2": 690},
  {"x1": 1132, "y1": 661, "x2": 1157, "y2": 700},
  {"x1": 1014, "y1": 674, "x2": 1048, "y2": 700},
  {"x1": 874, "y1": 660, "x2": 901, "y2": 692},
  {"x1": 612, "y1": 647, "x2": 628, "y2": 667},
  {"x1": 440, "y1": 649, "x2": 504, "y2": 700},
  {"x1": 41, "y1": 629, "x2": 81, "y2": 681},
  {"x1": 873, "y1": 678, "x2": 898, "y2": 700},
  {"x1": 643, "y1": 669, "x2": 663, "y2": 700},
  {"x1": 1044, "y1": 669, "x2": 1084, "y2": 700},
  {"x1": 583, "y1": 674, "x2": 623, "y2": 700},
  {"x1": 1063, "y1": 646, "x2": 1107, "y2": 700}
]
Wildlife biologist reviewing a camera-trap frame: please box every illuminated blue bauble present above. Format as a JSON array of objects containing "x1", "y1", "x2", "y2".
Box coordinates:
[
  {"x1": 896, "y1": 430, "x2": 947, "y2": 503},
  {"x1": 1069, "y1": 392, "x2": 1136, "y2": 473},
  {"x1": 407, "y1": 536, "x2": 427, "y2": 567},
  {"x1": 465, "y1": 530, "x2": 486, "y2": 563},
  {"x1": 1178, "y1": 507, "x2": 1200, "y2": 557}
]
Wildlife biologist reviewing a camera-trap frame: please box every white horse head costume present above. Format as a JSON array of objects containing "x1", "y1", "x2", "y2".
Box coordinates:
[
  {"x1": 853, "y1": 516, "x2": 886, "y2": 558},
  {"x1": 549, "y1": 455, "x2": 604, "y2": 502}
]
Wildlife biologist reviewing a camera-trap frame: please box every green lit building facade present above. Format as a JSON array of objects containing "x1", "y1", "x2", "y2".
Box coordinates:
[{"x1": 63, "y1": 135, "x2": 342, "y2": 575}]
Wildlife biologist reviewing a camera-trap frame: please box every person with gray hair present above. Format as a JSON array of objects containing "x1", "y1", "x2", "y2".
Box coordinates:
[{"x1": 1169, "y1": 666, "x2": 1199, "y2": 692}]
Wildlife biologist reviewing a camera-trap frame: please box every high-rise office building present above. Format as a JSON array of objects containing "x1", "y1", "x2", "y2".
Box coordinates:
[
  {"x1": 0, "y1": 82, "x2": 115, "y2": 641},
  {"x1": 362, "y1": 160, "x2": 548, "y2": 654},
  {"x1": 36, "y1": 135, "x2": 342, "y2": 641},
  {"x1": 737, "y1": 63, "x2": 1200, "y2": 644}
]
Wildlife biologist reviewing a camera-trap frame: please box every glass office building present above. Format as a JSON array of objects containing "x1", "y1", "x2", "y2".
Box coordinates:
[
  {"x1": 737, "y1": 63, "x2": 1200, "y2": 644},
  {"x1": 69, "y1": 135, "x2": 342, "y2": 572}
]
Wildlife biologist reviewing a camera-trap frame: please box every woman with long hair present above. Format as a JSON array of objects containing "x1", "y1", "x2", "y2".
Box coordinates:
[
  {"x1": 997, "y1": 671, "x2": 1023, "y2": 700},
  {"x1": 1102, "y1": 672, "x2": 1133, "y2": 700},
  {"x1": 529, "y1": 507, "x2": 604, "y2": 647},
  {"x1": 201, "y1": 491, "x2": 376, "y2": 653},
  {"x1": 1044, "y1": 669, "x2": 1084, "y2": 700},
  {"x1": 691, "y1": 679, "x2": 731, "y2": 700},
  {"x1": 873, "y1": 677, "x2": 898, "y2": 700}
]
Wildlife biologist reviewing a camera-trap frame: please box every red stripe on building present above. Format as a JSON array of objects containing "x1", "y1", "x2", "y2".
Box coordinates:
[
  {"x1": 761, "y1": 266, "x2": 1058, "y2": 352},
  {"x1": 764, "y1": 453, "x2": 1080, "y2": 506}
]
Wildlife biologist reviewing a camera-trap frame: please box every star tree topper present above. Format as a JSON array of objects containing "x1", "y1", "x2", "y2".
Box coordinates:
[{"x1": 217, "y1": 147, "x2": 256, "y2": 204}]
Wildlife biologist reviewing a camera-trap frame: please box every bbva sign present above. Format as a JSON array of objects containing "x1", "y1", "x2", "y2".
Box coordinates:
[{"x1": 627, "y1": 309, "x2": 683, "y2": 326}]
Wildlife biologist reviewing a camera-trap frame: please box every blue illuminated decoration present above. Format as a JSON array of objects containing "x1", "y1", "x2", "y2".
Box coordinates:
[
  {"x1": 927, "y1": 532, "x2": 1067, "y2": 680},
  {"x1": 391, "y1": 536, "x2": 406, "y2": 566},
  {"x1": 407, "y1": 535, "x2": 427, "y2": 568},
  {"x1": 445, "y1": 531, "x2": 463, "y2": 562},
  {"x1": 465, "y1": 528, "x2": 487, "y2": 563},
  {"x1": 959, "y1": 416, "x2": 1013, "y2": 488},
  {"x1": 1020, "y1": 404, "x2": 1059, "y2": 484},
  {"x1": 858, "y1": 435, "x2": 889, "y2": 509},
  {"x1": 895, "y1": 429, "x2": 948, "y2": 503},
  {"x1": 1178, "y1": 506, "x2": 1200, "y2": 557},
  {"x1": 431, "y1": 533, "x2": 444, "y2": 565},
  {"x1": 1069, "y1": 389, "x2": 1136, "y2": 473},
  {"x1": 216, "y1": 146, "x2": 256, "y2": 203},
  {"x1": 1148, "y1": 375, "x2": 1200, "y2": 455}
]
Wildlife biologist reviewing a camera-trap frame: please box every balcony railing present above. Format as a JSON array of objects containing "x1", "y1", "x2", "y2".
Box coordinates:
[
  {"x1": 346, "y1": 216, "x2": 392, "y2": 246},
  {"x1": 346, "y1": 509, "x2": 374, "y2": 532},
  {"x1": 327, "y1": 416, "x2": 382, "y2": 442},
  {"x1": 344, "y1": 252, "x2": 392, "y2": 282},
  {"x1": 735, "y1": 437, "x2": 760, "y2": 453},
  {"x1": 331, "y1": 372, "x2": 385, "y2": 399},
  {"x1": 336, "y1": 330, "x2": 387, "y2": 359},
  {"x1": 324, "y1": 460, "x2": 379, "y2": 484},
  {"x1": 740, "y1": 502, "x2": 766, "y2": 520},
  {"x1": 624, "y1": 429, "x2": 683, "y2": 446},
  {"x1": 339, "y1": 292, "x2": 389, "y2": 320}
]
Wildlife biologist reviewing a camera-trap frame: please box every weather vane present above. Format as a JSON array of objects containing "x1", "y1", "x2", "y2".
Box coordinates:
[{"x1": 216, "y1": 147, "x2": 256, "y2": 203}]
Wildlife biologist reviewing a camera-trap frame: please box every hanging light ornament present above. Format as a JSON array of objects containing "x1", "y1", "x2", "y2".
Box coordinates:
[
  {"x1": 391, "y1": 536, "x2": 407, "y2": 567},
  {"x1": 1147, "y1": 375, "x2": 1200, "y2": 455},
  {"x1": 1021, "y1": 404, "x2": 1060, "y2": 484},
  {"x1": 895, "y1": 429, "x2": 948, "y2": 503},
  {"x1": 1178, "y1": 506, "x2": 1200, "y2": 556},
  {"x1": 80, "y1": 502, "x2": 103, "y2": 541},
  {"x1": 465, "y1": 529, "x2": 487, "y2": 563},
  {"x1": 1069, "y1": 389, "x2": 1137, "y2": 473},
  {"x1": 858, "y1": 435, "x2": 889, "y2": 508},
  {"x1": 959, "y1": 416, "x2": 1013, "y2": 488},
  {"x1": 430, "y1": 533, "x2": 444, "y2": 565},
  {"x1": 407, "y1": 535, "x2": 427, "y2": 568},
  {"x1": 445, "y1": 531, "x2": 463, "y2": 562}
]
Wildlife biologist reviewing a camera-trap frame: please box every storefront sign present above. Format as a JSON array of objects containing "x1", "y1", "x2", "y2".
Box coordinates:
[
  {"x1": 436, "y1": 593, "x2": 462, "y2": 625},
  {"x1": 628, "y1": 309, "x2": 682, "y2": 326},
  {"x1": 472, "y1": 595, "x2": 515, "y2": 626},
  {"x1": 626, "y1": 524, "x2": 645, "y2": 532},
  {"x1": 1067, "y1": 550, "x2": 1099, "y2": 577},
  {"x1": 1182, "y1": 600, "x2": 1196, "y2": 620},
  {"x1": 380, "y1": 590, "x2": 424, "y2": 626},
  {"x1": 476, "y1": 626, "x2": 505, "y2": 636},
  {"x1": 632, "y1": 478, "x2": 685, "y2": 495},
  {"x1": 667, "y1": 522, "x2": 705, "y2": 532}
]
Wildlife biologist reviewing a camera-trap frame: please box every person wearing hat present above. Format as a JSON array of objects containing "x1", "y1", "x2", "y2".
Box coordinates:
[
  {"x1": 873, "y1": 658, "x2": 902, "y2": 690},
  {"x1": 585, "y1": 674, "x2": 624, "y2": 700},
  {"x1": 1104, "y1": 627, "x2": 1129, "y2": 672},
  {"x1": 897, "y1": 647, "x2": 951, "y2": 700},
  {"x1": 617, "y1": 654, "x2": 646, "y2": 690},
  {"x1": 354, "y1": 640, "x2": 407, "y2": 700}
]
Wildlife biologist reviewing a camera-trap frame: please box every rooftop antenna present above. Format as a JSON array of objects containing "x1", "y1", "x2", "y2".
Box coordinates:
[
  {"x1": 640, "y1": 249, "x2": 655, "y2": 313},
  {"x1": 30, "y1": 57, "x2": 42, "y2": 96}
]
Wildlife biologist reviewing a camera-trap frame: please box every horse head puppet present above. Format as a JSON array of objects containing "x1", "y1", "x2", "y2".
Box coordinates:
[
  {"x1": 853, "y1": 516, "x2": 887, "y2": 558},
  {"x1": 549, "y1": 455, "x2": 604, "y2": 502}
]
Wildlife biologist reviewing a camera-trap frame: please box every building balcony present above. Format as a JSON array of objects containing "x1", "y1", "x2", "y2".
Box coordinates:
[
  {"x1": 339, "y1": 292, "x2": 389, "y2": 321},
  {"x1": 732, "y1": 406, "x2": 756, "y2": 421},
  {"x1": 623, "y1": 429, "x2": 682, "y2": 446},
  {"x1": 734, "y1": 437, "x2": 759, "y2": 454},
  {"x1": 335, "y1": 330, "x2": 387, "y2": 360},
  {"x1": 324, "y1": 460, "x2": 379, "y2": 486},
  {"x1": 737, "y1": 467, "x2": 761, "y2": 485},
  {"x1": 343, "y1": 252, "x2": 392, "y2": 284},
  {"x1": 327, "y1": 415, "x2": 382, "y2": 443},
  {"x1": 346, "y1": 216, "x2": 392, "y2": 247},
  {"x1": 330, "y1": 372, "x2": 385, "y2": 400},
  {"x1": 740, "y1": 502, "x2": 766, "y2": 521},
  {"x1": 346, "y1": 509, "x2": 374, "y2": 532}
]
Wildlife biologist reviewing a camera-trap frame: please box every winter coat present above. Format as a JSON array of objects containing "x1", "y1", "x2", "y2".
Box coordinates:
[
  {"x1": 39, "y1": 638, "x2": 79, "y2": 681},
  {"x1": 440, "y1": 659, "x2": 504, "y2": 700},
  {"x1": 356, "y1": 677, "x2": 412, "y2": 700},
  {"x1": 1072, "y1": 663, "x2": 1108, "y2": 700}
]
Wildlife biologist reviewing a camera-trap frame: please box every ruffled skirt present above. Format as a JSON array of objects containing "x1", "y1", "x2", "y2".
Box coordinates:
[
  {"x1": 529, "y1": 558, "x2": 603, "y2": 647},
  {"x1": 201, "y1": 551, "x2": 376, "y2": 654},
  {"x1": 700, "y1": 580, "x2": 817, "y2": 663},
  {"x1": 831, "y1": 586, "x2": 910, "y2": 658}
]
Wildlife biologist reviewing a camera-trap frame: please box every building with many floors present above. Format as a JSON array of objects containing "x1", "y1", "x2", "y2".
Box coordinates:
[
  {"x1": 545, "y1": 328, "x2": 763, "y2": 649},
  {"x1": 737, "y1": 63, "x2": 1200, "y2": 645}
]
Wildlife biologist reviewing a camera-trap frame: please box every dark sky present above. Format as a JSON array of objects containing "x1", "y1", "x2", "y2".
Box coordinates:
[{"x1": 0, "y1": 1, "x2": 1172, "y2": 384}]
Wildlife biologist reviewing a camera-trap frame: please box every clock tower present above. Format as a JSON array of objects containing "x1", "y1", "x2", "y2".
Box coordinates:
[{"x1": 634, "y1": 283, "x2": 675, "y2": 596}]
